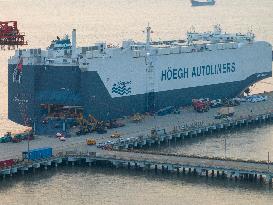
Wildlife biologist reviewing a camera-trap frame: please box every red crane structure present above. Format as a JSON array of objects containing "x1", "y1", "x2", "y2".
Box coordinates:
[{"x1": 0, "y1": 21, "x2": 27, "y2": 50}]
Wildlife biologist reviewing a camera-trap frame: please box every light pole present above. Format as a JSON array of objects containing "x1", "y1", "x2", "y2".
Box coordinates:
[
  {"x1": 224, "y1": 138, "x2": 227, "y2": 159},
  {"x1": 267, "y1": 152, "x2": 269, "y2": 172}
]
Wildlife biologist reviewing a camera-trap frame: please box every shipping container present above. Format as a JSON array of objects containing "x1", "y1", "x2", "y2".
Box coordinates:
[{"x1": 22, "y1": 147, "x2": 53, "y2": 161}]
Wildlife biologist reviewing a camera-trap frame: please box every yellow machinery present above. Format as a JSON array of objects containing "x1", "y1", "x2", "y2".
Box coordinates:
[
  {"x1": 110, "y1": 131, "x2": 121, "y2": 138},
  {"x1": 86, "y1": 138, "x2": 96, "y2": 145},
  {"x1": 76, "y1": 114, "x2": 107, "y2": 134},
  {"x1": 130, "y1": 113, "x2": 144, "y2": 123}
]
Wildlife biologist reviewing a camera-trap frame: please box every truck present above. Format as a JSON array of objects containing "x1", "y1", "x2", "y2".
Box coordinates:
[
  {"x1": 0, "y1": 159, "x2": 15, "y2": 169},
  {"x1": 157, "y1": 106, "x2": 176, "y2": 116},
  {"x1": 192, "y1": 99, "x2": 210, "y2": 112},
  {"x1": 214, "y1": 107, "x2": 235, "y2": 119},
  {"x1": 0, "y1": 132, "x2": 12, "y2": 143}
]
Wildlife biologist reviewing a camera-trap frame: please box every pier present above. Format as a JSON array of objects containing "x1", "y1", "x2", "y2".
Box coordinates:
[
  {"x1": 1, "y1": 150, "x2": 273, "y2": 185},
  {"x1": 112, "y1": 112, "x2": 273, "y2": 150},
  {"x1": 2, "y1": 93, "x2": 273, "y2": 186}
]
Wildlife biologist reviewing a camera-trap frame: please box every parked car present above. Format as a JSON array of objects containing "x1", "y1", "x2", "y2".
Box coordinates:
[
  {"x1": 210, "y1": 99, "x2": 222, "y2": 108},
  {"x1": 233, "y1": 97, "x2": 246, "y2": 102},
  {"x1": 59, "y1": 136, "x2": 66, "y2": 141},
  {"x1": 247, "y1": 95, "x2": 268, "y2": 103},
  {"x1": 86, "y1": 138, "x2": 96, "y2": 145},
  {"x1": 96, "y1": 143, "x2": 105, "y2": 148}
]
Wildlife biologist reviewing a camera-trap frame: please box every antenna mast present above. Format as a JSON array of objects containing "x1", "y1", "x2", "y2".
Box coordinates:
[
  {"x1": 144, "y1": 24, "x2": 156, "y2": 112},
  {"x1": 146, "y1": 23, "x2": 151, "y2": 51}
]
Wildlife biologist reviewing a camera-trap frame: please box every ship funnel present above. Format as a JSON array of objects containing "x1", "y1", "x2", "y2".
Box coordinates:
[{"x1": 72, "y1": 29, "x2": 76, "y2": 58}]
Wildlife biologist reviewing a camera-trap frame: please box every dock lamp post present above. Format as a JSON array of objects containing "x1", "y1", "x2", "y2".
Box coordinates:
[
  {"x1": 267, "y1": 152, "x2": 270, "y2": 172},
  {"x1": 224, "y1": 138, "x2": 227, "y2": 159}
]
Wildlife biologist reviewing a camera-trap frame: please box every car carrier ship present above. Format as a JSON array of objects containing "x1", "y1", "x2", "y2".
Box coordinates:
[
  {"x1": 191, "y1": 0, "x2": 215, "y2": 7},
  {"x1": 8, "y1": 25, "x2": 272, "y2": 130}
]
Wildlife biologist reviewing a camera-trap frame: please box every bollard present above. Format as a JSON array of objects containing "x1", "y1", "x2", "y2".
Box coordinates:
[
  {"x1": 193, "y1": 168, "x2": 197, "y2": 175},
  {"x1": 259, "y1": 175, "x2": 263, "y2": 182},
  {"x1": 249, "y1": 174, "x2": 253, "y2": 181},
  {"x1": 221, "y1": 171, "x2": 225, "y2": 178},
  {"x1": 254, "y1": 174, "x2": 257, "y2": 181},
  {"x1": 162, "y1": 165, "x2": 165, "y2": 173}
]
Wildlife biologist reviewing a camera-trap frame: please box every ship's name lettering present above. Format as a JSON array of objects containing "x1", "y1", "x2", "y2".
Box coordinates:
[{"x1": 161, "y1": 62, "x2": 236, "y2": 81}]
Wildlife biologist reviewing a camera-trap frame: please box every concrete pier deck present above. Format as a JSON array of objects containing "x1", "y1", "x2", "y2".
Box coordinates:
[
  {"x1": 1, "y1": 150, "x2": 273, "y2": 184},
  {"x1": 1, "y1": 92, "x2": 273, "y2": 159}
]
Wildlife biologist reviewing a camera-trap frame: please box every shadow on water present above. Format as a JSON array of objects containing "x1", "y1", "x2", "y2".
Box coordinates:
[{"x1": 0, "y1": 164, "x2": 272, "y2": 194}]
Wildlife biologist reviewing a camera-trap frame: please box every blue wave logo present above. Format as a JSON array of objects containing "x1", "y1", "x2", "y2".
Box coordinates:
[{"x1": 112, "y1": 81, "x2": 132, "y2": 96}]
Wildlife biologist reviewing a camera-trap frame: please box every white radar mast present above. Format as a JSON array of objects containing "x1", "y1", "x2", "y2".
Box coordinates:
[
  {"x1": 145, "y1": 23, "x2": 152, "y2": 51},
  {"x1": 144, "y1": 24, "x2": 156, "y2": 111}
]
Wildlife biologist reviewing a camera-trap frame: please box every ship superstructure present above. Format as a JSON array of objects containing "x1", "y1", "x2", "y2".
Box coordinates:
[{"x1": 8, "y1": 25, "x2": 272, "y2": 131}]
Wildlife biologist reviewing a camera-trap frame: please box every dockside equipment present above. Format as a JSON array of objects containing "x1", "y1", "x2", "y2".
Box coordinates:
[{"x1": 0, "y1": 21, "x2": 27, "y2": 50}]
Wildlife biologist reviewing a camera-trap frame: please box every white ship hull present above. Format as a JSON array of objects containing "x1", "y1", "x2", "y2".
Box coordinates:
[{"x1": 85, "y1": 41, "x2": 272, "y2": 98}]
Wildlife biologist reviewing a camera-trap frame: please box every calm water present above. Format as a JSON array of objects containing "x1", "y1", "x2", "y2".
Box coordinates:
[{"x1": 1, "y1": 0, "x2": 273, "y2": 204}]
